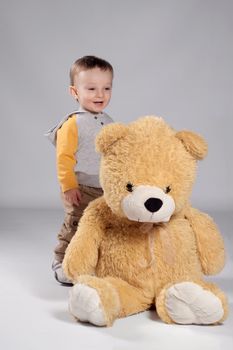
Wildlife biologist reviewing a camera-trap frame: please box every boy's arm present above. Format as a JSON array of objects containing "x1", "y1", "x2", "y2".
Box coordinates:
[{"x1": 56, "y1": 115, "x2": 78, "y2": 192}]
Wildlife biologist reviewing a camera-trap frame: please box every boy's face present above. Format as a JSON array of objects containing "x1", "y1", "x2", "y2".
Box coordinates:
[{"x1": 70, "y1": 67, "x2": 113, "y2": 114}]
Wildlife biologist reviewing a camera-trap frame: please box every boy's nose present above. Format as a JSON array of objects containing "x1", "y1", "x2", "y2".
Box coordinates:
[{"x1": 96, "y1": 90, "x2": 104, "y2": 97}]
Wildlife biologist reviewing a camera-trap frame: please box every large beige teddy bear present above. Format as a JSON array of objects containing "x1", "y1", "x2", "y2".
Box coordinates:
[{"x1": 63, "y1": 116, "x2": 228, "y2": 327}]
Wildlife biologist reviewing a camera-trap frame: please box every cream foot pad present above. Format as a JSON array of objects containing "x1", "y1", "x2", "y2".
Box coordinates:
[
  {"x1": 165, "y1": 282, "x2": 224, "y2": 324},
  {"x1": 69, "y1": 283, "x2": 107, "y2": 326}
]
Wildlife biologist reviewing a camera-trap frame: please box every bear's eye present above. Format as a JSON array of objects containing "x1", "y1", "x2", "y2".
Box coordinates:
[
  {"x1": 165, "y1": 185, "x2": 171, "y2": 194},
  {"x1": 126, "y1": 182, "x2": 134, "y2": 192}
]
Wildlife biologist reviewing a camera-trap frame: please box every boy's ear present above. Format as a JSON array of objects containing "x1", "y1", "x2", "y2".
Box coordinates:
[
  {"x1": 96, "y1": 123, "x2": 128, "y2": 154},
  {"x1": 69, "y1": 85, "x2": 78, "y2": 99},
  {"x1": 175, "y1": 130, "x2": 208, "y2": 160}
]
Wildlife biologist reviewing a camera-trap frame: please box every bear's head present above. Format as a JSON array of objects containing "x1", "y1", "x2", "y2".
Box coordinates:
[{"x1": 96, "y1": 116, "x2": 207, "y2": 223}]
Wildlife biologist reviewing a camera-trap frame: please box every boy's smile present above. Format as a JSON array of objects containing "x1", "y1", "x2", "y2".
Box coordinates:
[{"x1": 70, "y1": 67, "x2": 113, "y2": 114}]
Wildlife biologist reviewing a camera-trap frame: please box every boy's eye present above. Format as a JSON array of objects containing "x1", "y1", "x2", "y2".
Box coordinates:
[
  {"x1": 88, "y1": 88, "x2": 95, "y2": 90},
  {"x1": 105, "y1": 87, "x2": 111, "y2": 91}
]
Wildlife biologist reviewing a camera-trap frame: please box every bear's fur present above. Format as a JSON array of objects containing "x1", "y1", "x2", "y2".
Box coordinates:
[{"x1": 63, "y1": 116, "x2": 227, "y2": 326}]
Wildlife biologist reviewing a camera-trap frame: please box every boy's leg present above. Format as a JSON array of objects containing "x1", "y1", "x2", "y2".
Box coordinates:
[{"x1": 53, "y1": 185, "x2": 103, "y2": 284}]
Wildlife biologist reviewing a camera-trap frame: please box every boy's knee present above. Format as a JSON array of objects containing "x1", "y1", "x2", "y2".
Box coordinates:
[{"x1": 64, "y1": 214, "x2": 80, "y2": 231}]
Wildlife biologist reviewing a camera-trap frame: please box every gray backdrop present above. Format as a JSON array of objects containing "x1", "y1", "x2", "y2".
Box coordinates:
[{"x1": 0, "y1": 0, "x2": 232, "y2": 210}]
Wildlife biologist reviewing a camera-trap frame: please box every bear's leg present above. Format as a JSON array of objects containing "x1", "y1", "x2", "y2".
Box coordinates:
[
  {"x1": 69, "y1": 275, "x2": 153, "y2": 326},
  {"x1": 156, "y1": 280, "x2": 228, "y2": 325}
]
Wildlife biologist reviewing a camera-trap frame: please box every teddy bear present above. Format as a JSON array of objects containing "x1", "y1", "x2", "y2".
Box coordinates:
[{"x1": 63, "y1": 116, "x2": 228, "y2": 327}]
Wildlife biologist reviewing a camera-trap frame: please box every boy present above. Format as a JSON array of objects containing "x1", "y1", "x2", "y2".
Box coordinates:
[{"x1": 45, "y1": 56, "x2": 114, "y2": 284}]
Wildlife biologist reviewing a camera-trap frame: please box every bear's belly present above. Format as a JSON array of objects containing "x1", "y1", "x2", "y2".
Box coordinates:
[
  {"x1": 96, "y1": 228, "x2": 155, "y2": 284},
  {"x1": 95, "y1": 221, "x2": 202, "y2": 289}
]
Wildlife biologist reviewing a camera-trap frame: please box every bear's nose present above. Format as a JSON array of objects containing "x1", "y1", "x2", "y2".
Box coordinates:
[{"x1": 144, "y1": 198, "x2": 163, "y2": 212}]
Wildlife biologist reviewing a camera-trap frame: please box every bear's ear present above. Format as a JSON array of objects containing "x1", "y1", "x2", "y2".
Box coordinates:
[
  {"x1": 96, "y1": 123, "x2": 128, "y2": 154},
  {"x1": 175, "y1": 130, "x2": 208, "y2": 160}
]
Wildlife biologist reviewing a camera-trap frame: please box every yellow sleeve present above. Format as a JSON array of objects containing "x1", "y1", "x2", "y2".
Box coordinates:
[{"x1": 56, "y1": 115, "x2": 78, "y2": 192}]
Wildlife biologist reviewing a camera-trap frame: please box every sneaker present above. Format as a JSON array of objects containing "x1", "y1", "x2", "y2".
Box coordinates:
[{"x1": 52, "y1": 260, "x2": 73, "y2": 286}]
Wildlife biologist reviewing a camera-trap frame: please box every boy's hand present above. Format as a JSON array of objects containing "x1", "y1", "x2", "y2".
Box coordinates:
[{"x1": 64, "y1": 188, "x2": 82, "y2": 206}]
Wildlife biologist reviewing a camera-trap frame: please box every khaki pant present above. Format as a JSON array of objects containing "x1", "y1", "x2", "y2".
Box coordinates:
[{"x1": 54, "y1": 184, "x2": 103, "y2": 263}]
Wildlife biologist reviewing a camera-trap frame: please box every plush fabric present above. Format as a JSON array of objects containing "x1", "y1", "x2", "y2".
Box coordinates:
[{"x1": 63, "y1": 116, "x2": 228, "y2": 327}]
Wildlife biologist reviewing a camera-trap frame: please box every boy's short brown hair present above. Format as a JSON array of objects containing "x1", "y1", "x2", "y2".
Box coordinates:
[{"x1": 70, "y1": 55, "x2": 114, "y2": 85}]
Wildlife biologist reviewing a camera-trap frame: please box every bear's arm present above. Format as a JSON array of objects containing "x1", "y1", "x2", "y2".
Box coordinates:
[
  {"x1": 184, "y1": 207, "x2": 225, "y2": 275},
  {"x1": 62, "y1": 197, "x2": 106, "y2": 282}
]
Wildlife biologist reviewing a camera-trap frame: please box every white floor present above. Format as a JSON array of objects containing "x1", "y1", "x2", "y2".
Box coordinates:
[{"x1": 0, "y1": 208, "x2": 232, "y2": 350}]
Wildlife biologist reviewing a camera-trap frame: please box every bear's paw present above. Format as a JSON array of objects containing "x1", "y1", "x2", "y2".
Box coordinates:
[
  {"x1": 69, "y1": 283, "x2": 107, "y2": 326},
  {"x1": 165, "y1": 282, "x2": 224, "y2": 324}
]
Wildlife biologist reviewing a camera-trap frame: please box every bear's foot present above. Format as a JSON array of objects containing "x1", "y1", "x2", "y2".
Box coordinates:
[
  {"x1": 165, "y1": 282, "x2": 224, "y2": 324},
  {"x1": 69, "y1": 283, "x2": 107, "y2": 326}
]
